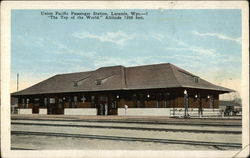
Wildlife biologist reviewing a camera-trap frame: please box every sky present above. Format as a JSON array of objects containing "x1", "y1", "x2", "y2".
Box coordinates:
[{"x1": 11, "y1": 9, "x2": 242, "y2": 100}]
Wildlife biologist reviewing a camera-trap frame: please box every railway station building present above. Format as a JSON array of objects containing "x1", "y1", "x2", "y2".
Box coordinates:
[{"x1": 11, "y1": 63, "x2": 233, "y2": 117}]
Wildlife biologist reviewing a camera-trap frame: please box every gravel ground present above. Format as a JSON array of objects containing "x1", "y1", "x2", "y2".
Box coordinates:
[
  {"x1": 11, "y1": 135, "x2": 236, "y2": 150},
  {"x1": 11, "y1": 116, "x2": 242, "y2": 150},
  {"x1": 11, "y1": 124, "x2": 241, "y2": 144}
]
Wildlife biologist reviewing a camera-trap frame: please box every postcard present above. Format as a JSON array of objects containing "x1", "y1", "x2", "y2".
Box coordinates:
[{"x1": 1, "y1": 1, "x2": 249, "y2": 158}]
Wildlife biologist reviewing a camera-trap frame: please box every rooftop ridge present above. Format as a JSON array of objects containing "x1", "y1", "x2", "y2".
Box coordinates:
[
  {"x1": 170, "y1": 64, "x2": 197, "y2": 77},
  {"x1": 58, "y1": 63, "x2": 171, "y2": 76},
  {"x1": 57, "y1": 70, "x2": 93, "y2": 76},
  {"x1": 126, "y1": 63, "x2": 170, "y2": 69},
  {"x1": 97, "y1": 65, "x2": 125, "y2": 69},
  {"x1": 169, "y1": 64, "x2": 182, "y2": 87}
]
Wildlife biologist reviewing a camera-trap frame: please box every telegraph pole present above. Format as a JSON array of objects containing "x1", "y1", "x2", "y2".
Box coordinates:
[{"x1": 17, "y1": 73, "x2": 19, "y2": 91}]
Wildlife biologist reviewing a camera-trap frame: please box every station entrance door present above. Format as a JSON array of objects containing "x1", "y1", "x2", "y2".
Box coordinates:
[{"x1": 97, "y1": 95, "x2": 117, "y2": 115}]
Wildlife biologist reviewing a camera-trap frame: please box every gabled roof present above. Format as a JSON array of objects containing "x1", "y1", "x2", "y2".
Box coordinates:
[{"x1": 11, "y1": 63, "x2": 234, "y2": 96}]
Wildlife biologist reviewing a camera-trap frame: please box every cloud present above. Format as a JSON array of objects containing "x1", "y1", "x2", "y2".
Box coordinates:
[
  {"x1": 150, "y1": 33, "x2": 164, "y2": 41},
  {"x1": 46, "y1": 40, "x2": 97, "y2": 59},
  {"x1": 163, "y1": 34, "x2": 220, "y2": 56},
  {"x1": 34, "y1": 37, "x2": 45, "y2": 47},
  {"x1": 92, "y1": 56, "x2": 154, "y2": 68},
  {"x1": 166, "y1": 47, "x2": 216, "y2": 56},
  {"x1": 68, "y1": 50, "x2": 97, "y2": 59},
  {"x1": 192, "y1": 31, "x2": 241, "y2": 44},
  {"x1": 51, "y1": 41, "x2": 66, "y2": 50},
  {"x1": 72, "y1": 31, "x2": 135, "y2": 45},
  {"x1": 15, "y1": 35, "x2": 68, "y2": 51}
]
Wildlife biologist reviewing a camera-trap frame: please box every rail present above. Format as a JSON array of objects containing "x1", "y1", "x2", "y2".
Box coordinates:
[
  {"x1": 12, "y1": 131, "x2": 242, "y2": 148},
  {"x1": 11, "y1": 122, "x2": 241, "y2": 134}
]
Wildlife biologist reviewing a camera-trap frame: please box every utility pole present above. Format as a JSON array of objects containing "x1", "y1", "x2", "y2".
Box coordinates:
[{"x1": 17, "y1": 73, "x2": 19, "y2": 91}]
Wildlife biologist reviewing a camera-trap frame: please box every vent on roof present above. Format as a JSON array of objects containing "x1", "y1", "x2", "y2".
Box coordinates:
[
  {"x1": 73, "y1": 81, "x2": 78, "y2": 87},
  {"x1": 194, "y1": 77, "x2": 199, "y2": 83},
  {"x1": 95, "y1": 79, "x2": 102, "y2": 85}
]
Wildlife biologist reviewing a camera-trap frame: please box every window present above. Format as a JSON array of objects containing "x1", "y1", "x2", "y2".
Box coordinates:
[
  {"x1": 156, "y1": 101, "x2": 159, "y2": 108},
  {"x1": 58, "y1": 98, "x2": 63, "y2": 108},
  {"x1": 81, "y1": 96, "x2": 86, "y2": 103},
  {"x1": 209, "y1": 95, "x2": 214, "y2": 108},
  {"x1": 22, "y1": 98, "x2": 25, "y2": 108},
  {"x1": 44, "y1": 98, "x2": 47, "y2": 106},
  {"x1": 194, "y1": 77, "x2": 199, "y2": 83},
  {"x1": 68, "y1": 97, "x2": 73, "y2": 108},
  {"x1": 26, "y1": 99, "x2": 30, "y2": 108},
  {"x1": 156, "y1": 93, "x2": 163, "y2": 108},
  {"x1": 111, "y1": 101, "x2": 116, "y2": 109},
  {"x1": 74, "y1": 96, "x2": 77, "y2": 102},
  {"x1": 49, "y1": 98, "x2": 55, "y2": 104},
  {"x1": 73, "y1": 96, "x2": 77, "y2": 108},
  {"x1": 95, "y1": 79, "x2": 102, "y2": 85},
  {"x1": 91, "y1": 96, "x2": 95, "y2": 108},
  {"x1": 73, "y1": 81, "x2": 78, "y2": 87},
  {"x1": 164, "y1": 93, "x2": 170, "y2": 108},
  {"x1": 111, "y1": 96, "x2": 117, "y2": 109}
]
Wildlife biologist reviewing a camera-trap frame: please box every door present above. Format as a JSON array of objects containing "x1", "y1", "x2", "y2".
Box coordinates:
[
  {"x1": 108, "y1": 96, "x2": 118, "y2": 115},
  {"x1": 97, "y1": 95, "x2": 118, "y2": 115},
  {"x1": 32, "y1": 103, "x2": 39, "y2": 114},
  {"x1": 97, "y1": 96, "x2": 108, "y2": 115},
  {"x1": 53, "y1": 99, "x2": 64, "y2": 114},
  {"x1": 47, "y1": 98, "x2": 64, "y2": 115}
]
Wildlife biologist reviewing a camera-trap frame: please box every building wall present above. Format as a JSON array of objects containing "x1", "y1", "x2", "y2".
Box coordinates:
[
  {"x1": 118, "y1": 108, "x2": 171, "y2": 116},
  {"x1": 19, "y1": 108, "x2": 32, "y2": 114},
  {"x1": 15, "y1": 90, "x2": 221, "y2": 115},
  {"x1": 64, "y1": 108, "x2": 97, "y2": 115},
  {"x1": 39, "y1": 108, "x2": 47, "y2": 114},
  {"x1": 64, "y1": 102, "x2": 70, "y2": 108},
  {"x1": 75, "y1": 102, "x2": 92, "y2": 108},
  {"x1": 174, "y1": 97, "x2": 184, "y2": 108},
  {"x1": 214, "y1": 94, "x2": 219, "y2": 108},
  {"x1": 17, "y1": 96, "x2": 219, "y2": 109},
  {"x1": 145, "y1": 101, "x2": 157, "y2": 108}
]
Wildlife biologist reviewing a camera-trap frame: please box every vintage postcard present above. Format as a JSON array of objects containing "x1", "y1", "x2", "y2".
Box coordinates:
[{"x1": 1, "y1": 1, "x2": 249, "y2": 158}]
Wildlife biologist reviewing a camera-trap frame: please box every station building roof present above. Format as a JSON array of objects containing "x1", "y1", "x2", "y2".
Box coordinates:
[{"x1": 12, "y1": 63, "x2": 234, "y2": 96}]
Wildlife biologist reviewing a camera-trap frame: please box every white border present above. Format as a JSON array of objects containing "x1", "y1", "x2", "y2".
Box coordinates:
[{"x1": 1, "y1": 1, "x2": 249, "y2": 158}]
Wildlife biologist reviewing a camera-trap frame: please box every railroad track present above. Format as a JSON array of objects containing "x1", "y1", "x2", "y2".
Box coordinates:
[
  {"x1": 11, "y1": 122, "x2": 241, "y2": 134},
  {"x1": 12, "y1": 131, "x2": 242, "y2": 148},
  {"x1": 11, "y1": 118, "x2": 242, "y2": 127}
]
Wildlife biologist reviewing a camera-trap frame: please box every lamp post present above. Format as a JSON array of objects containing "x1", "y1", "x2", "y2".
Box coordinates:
[{"x1": 184, "y1": 90, "x2": 188, "y2": 117}]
